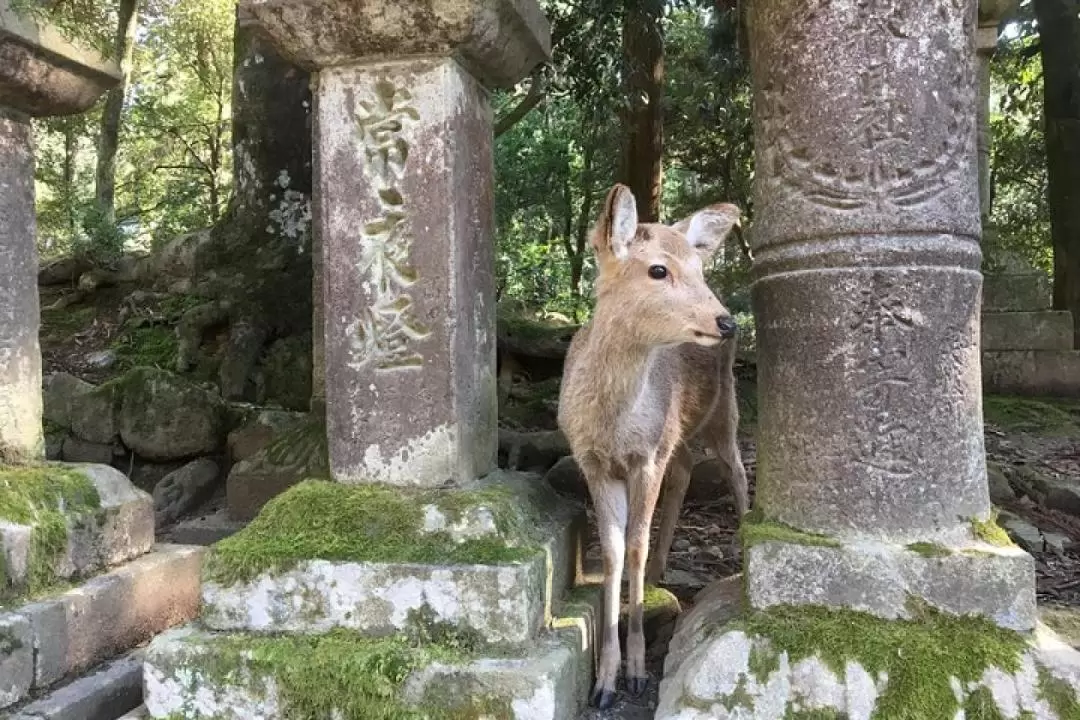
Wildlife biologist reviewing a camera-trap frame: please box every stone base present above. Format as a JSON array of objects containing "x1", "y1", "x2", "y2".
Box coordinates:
[
  {"x1": 0, "y1": 463, "x2": 153, "y2": 601},
  {"x1": 657, "y1": 577, "x2": 1080, "y2": 720},
  {"x1": 745, "y1": 538, "x2": 1036, "y2": 632},
  {"x1": 0, "y1": 544, "x2": 204, "y2": 710},
  {"x1": 7, "y1": 649, "x2": 144, "y2": 720},
  {"x1": 143, "y1": 623, "x2": 591, "y2": 720},
  {"x1": 983, "y1": 273, "x2": 1052, "y2": 313},
  {"x1": 983, "y1": 350, "x2": 1080, "y2": 397},
  {"x1": 982, "y1": 311, "x2": 1075, "y2": 351}
]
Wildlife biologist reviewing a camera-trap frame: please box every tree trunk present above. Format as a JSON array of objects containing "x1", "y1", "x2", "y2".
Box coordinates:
[
  {"x1": 619, "y1": 0, "x2": 665, "y2": 222},
  {"x1": 1034, "y1": 0, "x2": 1080, "y2": 347},
  {"x1": 63, "y1": 121, "x2": 77, "y2": 236},
  {"x1": 94, "y1": 0, "x2": 138, "y2": 226}
]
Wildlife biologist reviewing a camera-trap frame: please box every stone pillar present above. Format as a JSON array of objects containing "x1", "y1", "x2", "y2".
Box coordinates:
[
  {"x1": 243, "y1": 0, "x2": 549, "y2": 486},
  {"x1": 744, "y1": 0, "x2": 1034, "y2": 627},
  {"x1": 0, "y1": 2, "x2": 120, "y2": 463}
]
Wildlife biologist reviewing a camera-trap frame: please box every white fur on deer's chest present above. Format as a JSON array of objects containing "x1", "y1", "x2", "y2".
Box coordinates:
[{"x1": 612, "y1": 369, "x2": 671, "y2": 455}]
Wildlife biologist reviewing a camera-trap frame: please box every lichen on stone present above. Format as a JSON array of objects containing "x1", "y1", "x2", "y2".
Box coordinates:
[
  {"x1": 729, "y1": 603, "x2": 1029, "y2": 720},
  {"x1": 203, "y1": 479, "x2": 541, "y2": 586},
  {"x1": 0, "y1": 463, "x2": 101, "y2": 602},
  {"x1": 970, "y1": 509, "x2": 1015, "y2": 548}
]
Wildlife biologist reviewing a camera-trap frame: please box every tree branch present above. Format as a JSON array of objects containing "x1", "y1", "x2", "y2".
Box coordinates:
[{"x1": 494, "y1": 69, "x2": 547, "y2": 138}]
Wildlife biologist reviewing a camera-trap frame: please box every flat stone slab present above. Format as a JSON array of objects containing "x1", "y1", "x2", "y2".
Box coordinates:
[
  {"x1": 0, "y1": 1, "x2": 120, "y2": 116},
  {"x1": 983, "y1": 350, "x2": 1080, "y2": 397},
  {"x1": 0, "y1": 544, "x2": 204, "y2": 708},
  {"x1": 200, "y1": 472, "x2": 582, "y2": 643},
  {"x1": 143, "y1": 624, "x2": 591, "y2": 720},
  {"x1": 983, "y1": 273, "x2": 1053, "y2": 313},
  {"x1": 8, "y1": 649, "x2": 143, "y2": 720},
  {"x1": 982, "y1": 311, "x2": 1075, "y2": 351},
  {"x1": 657, "y1": 577, "x2": 1080, "y2": 720},
  {"x1": 0, "y1": 463, "x2": 153, "y2": 601},
  {"x1": 745, "y1": 538, "x2": 1036, "y2": 632}
]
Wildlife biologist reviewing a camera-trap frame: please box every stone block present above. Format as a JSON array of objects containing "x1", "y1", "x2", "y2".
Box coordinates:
[
  {"x1": 744, "y1": 538, "x2": 1036, "y2": 632},
  {"x1": 242, "y1": 0, "x2": 551, "y2": 89},
  {"x1": 60, "y1": 436, "x2": 115, "y2": 465},
  {"x1": 983, "y1": 273, "x2": 1052, "y2": 313},
  {"x1": 983, "y1": 350, "x2": 1080, "y2": 397},
  {"x1": 0, "y1": 464, "x2": 153, "y2": 597},
  {"x1": 225, "y1": 419, "x2": 327, "y2": 521},
  {"x1": 10, "y1": 649, "x2": 143, "y2": 720},
  {"x1": 982, "y1": 311, "x2": 1075, "y2": 351},
  {"x1": 18, "y1": 544, "x2": 204, "y2": 689},
  {"x1": 0, "y1": 614, "x2": 32, "y2": 709},
  {"x1": 144, "y1": 625, "x2": 588, "y2": 720}
]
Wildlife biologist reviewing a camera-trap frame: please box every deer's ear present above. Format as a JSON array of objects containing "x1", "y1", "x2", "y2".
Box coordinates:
[
  {"x1": 593, "y1": 184, "x2": 638, "y2": 261},
  {"x1": 671, "y1": 203, "x2": 741, "y2": 260}
]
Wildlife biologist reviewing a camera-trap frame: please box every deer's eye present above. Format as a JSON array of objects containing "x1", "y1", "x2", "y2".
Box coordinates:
[{"x1": 648, "y1": 265, "x2": 668, "y2": 280}]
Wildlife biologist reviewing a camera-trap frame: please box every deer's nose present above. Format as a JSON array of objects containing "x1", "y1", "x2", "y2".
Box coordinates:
[{"x1": 716, "y1": 316, "x2": 738, "y2": 339}]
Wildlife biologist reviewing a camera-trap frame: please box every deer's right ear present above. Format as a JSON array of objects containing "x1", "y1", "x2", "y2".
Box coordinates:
[{"x1": 592, "y1": 184, "x2": 638, "y2": 261}]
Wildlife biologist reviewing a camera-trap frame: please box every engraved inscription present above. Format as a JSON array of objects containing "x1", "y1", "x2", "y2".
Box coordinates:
[
  {"x1": 757, "y1": 0, "x2": 975, "y2": 210},
  {"x1": 845, "y1": 274, "x2": 917, "y2": 478},
  {"x1": 349, "y1": 80, "x2": 431, "y2": 372}
]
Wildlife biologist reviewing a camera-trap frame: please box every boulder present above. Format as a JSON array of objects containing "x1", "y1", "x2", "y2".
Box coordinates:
[
  {"x1": 226, "y1": 409, "x2": 309, "y2": 466},
  {"x1": 60, "y1": 437, "x2": 117, "y2": 465},
  {"x1": 117, "y1": 368, "x2": 226, "y2": 461},
  {"x1": 986, "y1": 460, "x2": 1017, "y2": 505},
  {"x1": 226, "y1": 420, "x2": 328, "y2": 521},
  {"x1": 153, "y1": 458, "x2": 221, "y2": 527}
]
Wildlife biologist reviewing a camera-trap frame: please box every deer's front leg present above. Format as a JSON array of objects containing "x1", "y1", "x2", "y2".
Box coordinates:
[
  {"x1": 625, "y1": 459, "x2": 665, "y2": 696},
  {"x1": 585, "y1": 475, "x2": 628, "y2": 710}
]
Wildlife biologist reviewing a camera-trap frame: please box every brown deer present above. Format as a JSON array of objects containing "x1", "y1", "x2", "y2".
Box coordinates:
[{"x1": 557, "y1": 184, "x2": 749, "y2": 709}]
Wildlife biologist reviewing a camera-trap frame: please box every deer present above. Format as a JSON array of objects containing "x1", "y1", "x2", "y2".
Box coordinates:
[{"x1": 557, "y1": 183, "x2": 750, "y2": 709}]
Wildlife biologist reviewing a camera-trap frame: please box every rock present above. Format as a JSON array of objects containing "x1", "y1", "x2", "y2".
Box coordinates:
[
  {"x1": 226, "y1": 409, "x2": 309, "y2": 466},
  {"x1": 225, "y1": 419, "x2": 329, "y2": 521},
  {"x1": 499, "y1": 428, "x2": 570, "y2": 472},
  {"x1": 253, "y1": 335, "x2": 313, "y2": 411},
  {"x1": 0, "y1": 615, "x2": 33, "y2": 709},
  {"x1": 37, "y1": 255, "x2": 92, "y2": 286},
  {"x1": 986, "y1": 461, "x2": 1016, "y2": 504},
  {"x1": 544, "y1": 455, "x2": 586, "y2": 498},
  {"x1": 164, "y1": 508, "x2": 244, "y2": 546},
  {"x1": 84, "y1": 349, "x2": 117, "y2": 370},
  {"x1": 143, "y1": 229, "x2": 212, "y2": 293},
  {"x1": 1000, "y1": 514, "x2": 1045, "y2": 553},
  {"x1": 621, "y1": 586, "x2": 682, "y2": 662},
  {"x1": 44, "y1": 428, "x2": 67, "y2": 461},
  {"x1": 41, "y1": 372, "x2": 93, "y2": 428},
  {"x1": 153, "y1": 458, "x2": 221, "y2": 526},
  {"x1": 60, "y1": 436, "x2": 116, "y2": 465},
  {"x1": 1044, "y1": 483, "x2": 1080, "y2": 518},
  {"x1": 68, "y1": 382, "x2": 121, "y2": 444},
  {"x1": 129, "y1": 459, "x2": 186, "y2": 494},
  {"x1": 10, "y1": 650, "x2": 144, "y2": 720},
  {"x1": 117, "y1": 367, "x2": 226, "y2": 461},
  {"x1": 687, "y1": 458, "x2": 735, "y2": 503}
]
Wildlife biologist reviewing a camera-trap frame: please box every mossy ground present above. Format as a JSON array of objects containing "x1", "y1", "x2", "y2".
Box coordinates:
[
  {"x1": 0, "y1": 464, "x2": 100, "y2": 603},
  {"x1": 204, "y1": 479, "x2": 542, "y2": 586},
  {"x1": 733, "y1": 603, "x2": 1029, "y2": 720},
  {"x1": 165, "y1": 629, "x2": 504, "y2": 720},
  {"x1": 983, "y1": 395, "x2": 1080, "y2": 436}
]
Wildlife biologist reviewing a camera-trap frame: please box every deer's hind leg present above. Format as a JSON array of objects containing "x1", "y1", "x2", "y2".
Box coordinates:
[
  {"x1": 646, "y1": 444, "x2": 693, "y2": 586},
  {"x1": 706, "y1": 377, "x2": 749, "y2": 517}
]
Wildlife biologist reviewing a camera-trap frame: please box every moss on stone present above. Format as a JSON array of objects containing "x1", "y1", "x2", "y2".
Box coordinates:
[
  {"x1": 748, "y1": 641, "x2": 780, "y2": 685},
  {"x1": 719, "y1": 676, "x2": 755, "y2": 712},
  {"x1": 971, "y1": 509, "x2": 1015, "y2": 548},
  {"x1": 1037, "y1": 666, "x2": 1080, "y2": 720},
  {"x1": 0, "y1": 464, "x2": 101, "y2": 602},
  {"x1": 785, "y1": 710, "x2": 848, "y2": 720},
  {"x1": 906, "y1": 542, "x2": 952, "y2": 558},
  {"x1": 644, "y1": 584, "x2": 681, "y2": 613},
  {"x1": 983, "y1": 395, "x2": 1080, "y2": 436},
  {"x1": 963, "y1": 686, "x2": 1008, "y2": 720},
  {"x1": 737, "y1": 604, "x2": 1028, "y2": 720},
  {"x1": 204, "y1": 480, "x2": 540, "y2": 586},
  {"x1": 740, "y1": 510, "x2": 841, "y2": 549}
]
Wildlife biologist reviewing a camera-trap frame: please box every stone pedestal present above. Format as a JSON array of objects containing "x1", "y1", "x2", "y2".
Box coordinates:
[
  {"x1": 656, "y1": 0, "x2": 1080, "y2": 715},
  {"x1": 0, "y1": 1, "x2": 120, "y2": 464}
]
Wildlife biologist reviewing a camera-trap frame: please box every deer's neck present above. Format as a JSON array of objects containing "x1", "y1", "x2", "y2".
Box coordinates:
[{"x1": 586, "y1": 307, "x2": 665, "y2": 418}]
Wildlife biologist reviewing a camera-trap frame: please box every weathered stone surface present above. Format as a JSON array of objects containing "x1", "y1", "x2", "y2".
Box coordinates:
[
  {"x1": 745, "y1": 539, "x2": 1036, "y2": 632},
  {"x1": 0, "y1": 464, "x2": 153, "y2": 593},
  {"x1": 117, "y1": 704, "x2": 149, "y2": 719},
  {"x1": 0, "y1": 110, "x2": 43, "y2": 465},
  {"x1": 982, "y1": 311, "x2": 1075, "y2": 351},
  {"x1": 41, "y1": 373, "x2": 120, "y2": 445},
  {"x1": 543, "y1": 455, "x2": 586, "y2": 498},
  {"x1": 1043, "y1": 482, "x2": 1080, "y2": 518},
  {"x1": 225, "y1": 419, "x2": 327, "y2": 521},
  {"x1": 10, "y1": 649, "x2": 143, "y2": 720},
  {"x1": 129, "y1": 459, "x2": 186, "y2": 494},
  {"x1": 17, "y1": 544, "x2": 203, "y2": 690},
  {"x1": 0, "y1": 614, "x2": 32, "y2": 709},
  {"x1": 242, "y1": 0, "x2": 551, "y2": 89},
  {"x1": 153, "y1": 458, "x2": 220, "y2": 526},
  {"x1": 226, "y1": 409, "x2": 308, "y2": 466},
  {"x1": 983, "y1": 350, "x2": 1080, "y2": 397},
  {"x1": 41, "y1": 372, "x2": 92, "y2": 429},
  {"x1": 501, "y1": 428, "x2": 570, "y2": 472},
  {"x1": 60, "y1": 436, "x2": 115, "y2": 465},
  {"x1": 983, "y1": 272, "x2": 1052, "y2": 312},
  {"x1": 163, "y1": 508, "x2": 244, "y2": 546},
  {"x1": 144, "y1": 625, "x2": 588, "y2": 720},
  {"x1": 117, "y1": 368, "x2": 226, "y2": 460},
  {"x1": 0, "y1": 1, "x2": 120, "y2": 116},
  {"x1": 314, "y1": 58, "x2": 499, "y2": 486},
  {"x1": 987, "y1": 460, "x2": 1017, "y2": 504}
]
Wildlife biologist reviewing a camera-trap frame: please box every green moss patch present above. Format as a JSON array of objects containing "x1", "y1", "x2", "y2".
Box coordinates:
[
  {"x1": 736, "y1": 604, "x2": 1028, "y2": 720},
  {"x1": 1037, "y1": 666, "x2": 1080, "y2": 720},
  {"x1": 740, "y1": 510, "x2": 841, "y2": 549},
  {"x1": 204, "y1": 480, "x2": 541, "y2": 586},
  {"x1": 971, "y1": 509, "x2": 1015, "y2": 548},
  {"x1": 172, "y1": 630, "x2": 482, "y2": 720},
  {"x1": 983, "y1": 395, "x2": 1080, "y2": 436},
  {"x1": 0, "y1": 464, "x2": 101, "y2": 602},
  {"x1": 906, "y1": 542, "x2": 952, "y2": 558}
]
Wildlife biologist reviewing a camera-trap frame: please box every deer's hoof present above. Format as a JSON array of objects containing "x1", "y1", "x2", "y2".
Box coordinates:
[
  {"x1": 590, "y1": 687, "x2": 617, "y2": 710},
  {"x1": 628, "y1": 676, "x2": 649, "y2": 696}
]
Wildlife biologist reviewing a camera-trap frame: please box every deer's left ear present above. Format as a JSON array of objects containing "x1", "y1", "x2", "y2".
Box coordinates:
[{"x1": 671, "y1": 203, "x2": 742, "y2": 260}]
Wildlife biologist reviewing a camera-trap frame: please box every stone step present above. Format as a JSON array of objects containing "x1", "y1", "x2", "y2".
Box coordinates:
[
  {"x1": 198, "y1": 473, "x2": 583, "y2": 645},
  {"x1": 142, "y1": 620, "x2": 595, "y2": 720},
  {"x1": 0, "y1": 544, "x2": 204, "y2": 710},
  {"x1": 7, "y1": 650, "x2": 144, "y2": 720},
  {"x1": 983, "y1": 350, "x2": 1080, "y2": 397},
  {"x1": 981, "y1": 311, "x2": 1075, "y2": 351},
  {"x1": 983, "y1": 273, "x2": 1052, "y2": 313},
  {"x1": 116, "y1": 706, "x2": 147, "y2": 719}
]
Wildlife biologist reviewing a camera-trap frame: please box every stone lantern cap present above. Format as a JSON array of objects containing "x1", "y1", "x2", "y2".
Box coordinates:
[
  {"x1": 241, "y1": 0, "x2": 551, "y2": 89},
  {"x1": 0, "y1": 1, "x2": 120, "y2": 116}
]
